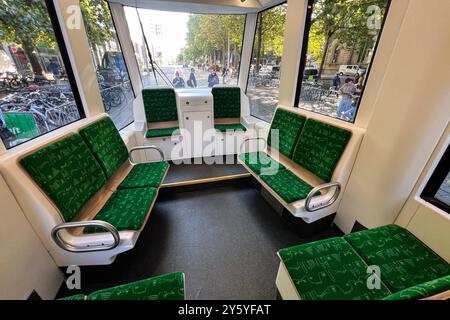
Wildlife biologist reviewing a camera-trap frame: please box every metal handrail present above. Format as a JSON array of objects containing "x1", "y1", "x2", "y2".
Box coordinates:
[
  {"x1": 305, "y1": 182, "x2": 341, "y2": 212},
  {"x1": 129, "y1": 145, "x2": 164, "y2": 164},
  {"x1": 51, "y1": 220, "x2": 120, "y2": 253},
  {"x1": 239, "y1": 137, "x2": 267, "y2": 154}
]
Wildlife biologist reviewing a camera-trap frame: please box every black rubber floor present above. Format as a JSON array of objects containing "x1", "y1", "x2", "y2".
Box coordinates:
[
  {"x1": 56, "y1": 182, "x2": 340, "y2": 300},
  {"x1": 163, "y1": 156, "x2": 248, "y2": 184}
]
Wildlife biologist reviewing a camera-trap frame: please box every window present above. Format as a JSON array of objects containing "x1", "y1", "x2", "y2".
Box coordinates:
[
  {"x1": 0, "y1": 0, "x2": 84, "y2": 149},
  {"x1": 124, "y1": 7, "x2": 246, "y2": 89},
  {"x1": 421, "y1": 145, "x2": 450, "y2": 213},
  {"x1": 246, "y1": 3, "x2": 287, "y2": 123},
  {"x1": 295, "y1": 0, "x2": 390, "y2": 123},
  {"x1": 80, "y1": 0, "x2": 134, "y2": 130}
]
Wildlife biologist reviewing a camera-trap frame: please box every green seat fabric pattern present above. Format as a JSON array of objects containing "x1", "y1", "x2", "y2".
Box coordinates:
[
  {"x1": 212, "y1": 87, "x2": 241, "y2": 119},
  {"x1": 344, "y1": 224, "x2": 450, "y2": 293},
  {"x1": 79, "y1": 117, "x2": 129, "y2": 178},
  {"x1": 60, "y1": 294, "x2": 86, "y2": 300},
  {"x1": 239, "y1": 152, "x2": 285, "y2": 175},
  {"x1": 292, "y1": 119, "x2": 351, "y2": 182},
  {"x1": 118, "y1": 161, "x2": 169, "y2": 189},
  {"x1": 146, "y1": 127, "x2": 180, "y2": 138},
  {"x1": 279, "y1": 237, "x2": 390, "y2": 300},
  {"x1": 215, "y1": 123, "x2": 247, "y2": 132},
  {"x1": 84, "y1": 187, "x2": 157, "y2": 234},
  {"x1": 260, "y1": 169, "x2": 314, "y2": 203},
  {"x1": 20, "y1": 134, "x2": 106, "y2": 222},
  {"x1": 268, "y1": 109, "x2": 306, "y2": 158},
  {"x1": 383, "y1": 275, "x2": 450, "y2": 300},
  {"x1": 87, "y1": 272, "x2": 185, "y2": 300},
  {"x1": 143, "y1": 88, "x2": 178, "y2": 123}
]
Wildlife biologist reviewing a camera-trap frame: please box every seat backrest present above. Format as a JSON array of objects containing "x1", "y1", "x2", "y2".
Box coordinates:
[
  {"x1": 79, "y1": 117, "x2": 129, "y2": 178},
  {"x1": 20, "y1": 134, "x2": 106, "y2": 222},
  {"x1": 142, "y1": 88, "x2": 179, "y2": 123},
  {"x1": 268, "y1": 108, "x2": 306, "y2": 158},
  {"x1": 211, "y1": 87, "x2": 241, "y2": 119},
  {"x1": 292, "y1": 119, "x2": 352, "y2": 182}
]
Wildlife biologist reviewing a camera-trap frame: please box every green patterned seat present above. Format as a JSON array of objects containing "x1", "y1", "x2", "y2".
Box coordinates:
[
  {"x1": 212, "y1": 87, "x2": 241, "y2": 119},
  {"x1": 79, "y1": 117, "x2": 129, "y2": 178},
  {"x1": 383, "y1": 275, "x2": 450, "y2": 300},
  {"x1": 260, "y1": 170, "x2": 314, "y2": 203},
  {"x1": 84, "y1": 187, "x2": 157, "y2": 234},
  {"x1": 20, "y1": 134, "x2": 106, "y2": 222},
  {"x1": 268, "y1": 108, "x2": 306, "y2": 158},
  {"x1": 344, "y1": 224, "x2": 450, "y2": 293},
  {"x1": 215, "y1": 123, "x2": 247, "y2": 132},
  {"x1": 61, "y1": 272, "x2": 185, "y2": 300},
  {"x1": 143, "y1": 88, "x2": 179, "y2": 123},
  {"x1": 118, "y1": 161, "x2": 169, "y2": 189},
  {"x1": 146, "y1": 127, "x2": 180, "y2": 139},
  {"x1": 239, "y1": 152, "x2": 285, "y2": 175},
  {"x1": 279, "y1": 237, "x2": 390, "y2": 300},
  {"x1": 292, "y1": 119, "x2": 351, "y2": 182}
]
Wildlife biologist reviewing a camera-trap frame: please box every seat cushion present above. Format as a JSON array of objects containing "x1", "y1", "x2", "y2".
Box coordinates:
[
  {"x1": 118, "y1": 161, "x2": 169, "y2": 189},
  {"x1": 292, "y1": 119, "x2": 351, "y2": 182},
  {"x1": 215, "y1": 123, "x2": 247, "y2": 132},
  {"x1": 146, "y1": 127, "x2": 180, "y2": 139},
  {"x1": 87, "y1": 272, "x2": 185, "y2": 300},
  {"x1": 383, "y1": 275, "x2": 450, "y2": 300},
  {"x1": 20, "y1": 134, "x2": 106, "y2": 222},
  {"x1": 79, "y1": 117, "x2": 129, "y2": 178},
  {"x1": 279, "y1": 237, "x2": 391, "y2": 300},
  {"x1": 212, "y1": 87, "x2": 241, "y2": 119},
  {"x1": 239, "y1": 152, "x2": 285, "y2": 175},
  {"x1": 260, "y1": 169, "x2": 314, "y2": 203},
  {"x1": 84, "y1": 187, "x2": 157, "y2": 234},
  {"x1": 268, "y1": 108, "x2": 306, "y2": 158},
  {"x1": 143, "y1": 88, "x2": 178, "y2": 123},
  {"x1": 344, "y1": 224, "x2": 450, "y2": 292}
]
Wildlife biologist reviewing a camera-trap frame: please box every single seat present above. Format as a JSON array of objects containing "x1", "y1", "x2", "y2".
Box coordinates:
[
  {"x1": 277, "y1": 224, "x2": 450, "y2": 300},
  {"x1": 260, "y1": 170, "x2": 315, "y2": 203},
  {"x1": 142, "y1": 88, "x2": 180, "y2": 139},
  {"x1": 212, "y1": 87, "x2": 246, "y2": 131},
  {"x1": 79, "y1": 117, "x2": 169, "y2": 189},
  {"x1": 61, "y1": 272, "x2": 185, "y2": 300}
]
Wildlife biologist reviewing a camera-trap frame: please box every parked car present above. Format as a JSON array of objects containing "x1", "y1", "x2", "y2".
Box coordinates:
[{"x1": 338, "y1": 65, "x2": 366, "y2": 76}]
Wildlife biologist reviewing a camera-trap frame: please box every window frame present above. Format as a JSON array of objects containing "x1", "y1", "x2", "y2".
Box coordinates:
[
  {"x1": 1, "y1": 0, "x2": 86, "y2": 150},
  {"x1": 245, "y1": 1, "x2": 288, "y2": 122},
  {"x1": 126, "y1": 7, "x2": 247, "y2": 90},
  {"x1": 421, "y1": 144, "x2": 450, "y2": 214},
  {"x1": 294, "y1": 0, "x2": 392, "y2": 124}
]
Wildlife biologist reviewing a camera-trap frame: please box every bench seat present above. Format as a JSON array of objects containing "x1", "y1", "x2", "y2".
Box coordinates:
[
  {"x1": 215, "y1": 123, "x2": 247, "y2": 132},
  {"x1": 277, "y1": 225, "x2": 450, "y2": 300},
  {"x1": 84, "y1": 187, "x2": 157, "y2": 234},
  {"x1": 118, "y1": 161, "x2": 169, "y2": 189},
  {"x1": 145, "y1": 127, "x2": 180, "y2": 139},
  {"x1": 239, "y1": 152, "x2": 285, "y2": 175},
  {"x1": 260, "y1": 170, "x2": 315, "y2": 203},
  {"x1": 61, "y1": 272, "x2": 185, "y2": 300}
]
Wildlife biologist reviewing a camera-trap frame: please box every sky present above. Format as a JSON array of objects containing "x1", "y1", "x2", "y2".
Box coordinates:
[{"x1": 124, "y1": 7, "x2": 189, "y2": 63}]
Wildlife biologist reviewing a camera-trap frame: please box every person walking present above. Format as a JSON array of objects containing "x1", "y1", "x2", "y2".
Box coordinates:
[
  {"x1": 208, "y1": 71, "x2": 219, "y2": 88},
  {"x1": 337, "y1": 78, "x2": 357, "y2": 118},
  {"x1": 187, "y1": 68, "x2": 197, "y2": 88},
  {"x1": 172, "y1": 71, "x2": 185, "y2": 88}
]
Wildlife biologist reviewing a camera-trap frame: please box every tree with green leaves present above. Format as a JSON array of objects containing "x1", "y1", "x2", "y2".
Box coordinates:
[{"x1": 0, "y1": 0, "x2": 56, "y2": 75}]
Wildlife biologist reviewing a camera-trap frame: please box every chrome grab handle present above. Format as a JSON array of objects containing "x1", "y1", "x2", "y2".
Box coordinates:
[
  {"x1": 239, "y1": 137, "x2": 267, "y2": 154},
  {"x1": 51, "y1": 220, "x2": 120, "y2": 253},
  {"x1": 129, "y1": 145, "x2": 164, "y2": 164},
  {"x1": 305, "y1": 182, "x2": 341, "y2": 212}
]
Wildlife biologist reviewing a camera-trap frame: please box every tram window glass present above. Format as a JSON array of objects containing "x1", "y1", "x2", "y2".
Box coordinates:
[
  {"x1": 246, "y1": 3, "x2": 287, "y2": 123},
  {"x1": 295, "y1": 0, "x2": 390, "y2": 123},
  {"x1": 124, "y1": 7, "x2": 245, "y2": 89},
  {"x1": 421, "y1": 145, "x2": 450, "y2": 214},
  {"x1": 0, "y1": 0, "x2": 84, "y2": 150},
  {"x1": 80, "y1": 0, "x2": 134, "y2": 130}
]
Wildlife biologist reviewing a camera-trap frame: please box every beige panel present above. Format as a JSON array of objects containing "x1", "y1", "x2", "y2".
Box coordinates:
[
  {"x1": 336, "y1": 0, "x2": 450, "y2": 233},
  {"x1": 0, "y1": 175, "x2": 63, "y2": 299}
]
